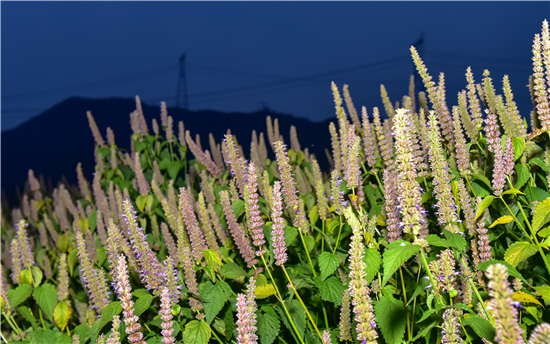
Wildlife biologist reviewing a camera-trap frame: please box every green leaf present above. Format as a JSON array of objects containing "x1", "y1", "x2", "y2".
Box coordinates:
[
  {"x1": 73, "y1": 324, "x2": 92, "y2": 344},
  {"x1": 167, "y1": 161, "x2": 183, "y2": 180},
  {"x1": 515, "y1": 164, "x2": 530, "y2": 189},
  {"x1": 309, "y1": 205, "x2": 319, "y2": 225},
  {"x1": 203, "y1": 249, "x2": 222, "y2": 272},
  {"x1": 89, "y1": 210, "x2": 97, "y2": 232},
  {"x1": 231, "y1": 200, "x2": 245, "y2": 218},
  {"x1": 475, "y1": 195, "x2": 494, "y2": 221},
  {"x1": 57, "y1": 234, "x2": 69, "y2": 253},
  {"x1": 202, "y1": 281, "x2": 233, "y2": 324},
  {"x1": 443, "y1": 230, "x2": 467, "y2": 251},
  {"x1": 8, "y1": 284, "x2": 33, "y2": 309},
  {"x1": 17, "y1": 306, "x2": 37, "y2": 330},
  {"x1": 136, "y1": 195, "x2": 147, "y2": 212},
  {"x1": 91, "y1": 301, "x2": 122, "y2": 334},
  {"x1": 382, "y1": 240, "x2": 421, "y2": 286},
  {"x1": 33, "y1": 283, "x2": 57, "y2": 320},
  {"x1": 30, "y1": 329, "x2": 57, "y2": 344},
  {"x1": 471, "y1": 173, "x2": 492, "y2": 190},
  {"x1": 284, "y1": 226, "x2": 298, "y2": 246},
  {"x1": 133, "y1": 294, "x2": 153, "y2": 317},
  {"x1": 512, "y1": 137, "x2": 526, "y2": 161},
  {"x1": 501, "y1": 188, "x2": 525, "y2": 195},
  {"x1": 533, "y1": 285, "x2": 550, "y2": 304},
  {"x1": 68, "y1": 248, "x2": 78, "y2": 276},
  {"x1": 182, "y1": 320, "x2": 211, "y2": 344},
  {"x1": 220, "y1": 263, "x2": 247, "y2": 280},
  {"x1": 286, "y1": 300, "x2": 306, "y2": 340},
  {"x1": 489, "y1": 215, "x2": 515, "y2": 228},
  {"x1": 477, "y1": 260, "x2": 529, "y2": 285},
  {"x1": 462, "y1": 315, "x2": 495, "y2": 342},
  {"x1": 257, "y1": 312, "x2": 280, "y2": 344},
  {"x1": 531, "y1": 158, "x2": 549, "y2": 173},
  {"x1": 363, "y1": 248, "x2": 382, "y2": 284},
  {"x1": 318, "y1": 252, "x2": 340, "y2": 281},
  {"x1": 526, "y1": 187, "x2": 550, "y2": 203},
  {"x1": 504, "y1": 242, "x2": 538, "y2": 267},
  {"x1": 374, "y1": 296, "x2": 407, "y2": 344},
  {"x1": 54, "y1": 332, "x2": 72, "y2": 344},
  {"x1": 533, "y1": 199, "x2": 550, "y2": 233},
  {"x1": 53, "y1": 300, "x2": 71, "y2": 331},
  {"x1": 31, "y1": 266, "x2": 43, "y2": 288},
  {"x1": 314, "y1": 276, "x2": 345, "y2": 306},
  {"x1": 303, "y1": 235, "x2": 315, "y2": 252},
  {"x1": 411, "y1": 321, "x2": 437, "y2": 342}
]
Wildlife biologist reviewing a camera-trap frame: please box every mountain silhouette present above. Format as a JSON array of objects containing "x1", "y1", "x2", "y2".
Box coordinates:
[{"x1": 2, "y1": 96, "x2": 334, "y2": 204}]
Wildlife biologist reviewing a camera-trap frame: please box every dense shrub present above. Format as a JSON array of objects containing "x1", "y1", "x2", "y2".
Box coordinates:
[{"x1": 4, "y1": 19, "x2": 550, "y2": 344}]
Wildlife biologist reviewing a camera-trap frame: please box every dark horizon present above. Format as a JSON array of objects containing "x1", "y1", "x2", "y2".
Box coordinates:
[{"x1": 3, "y1": 2, "x2": 548, "y2": 132}]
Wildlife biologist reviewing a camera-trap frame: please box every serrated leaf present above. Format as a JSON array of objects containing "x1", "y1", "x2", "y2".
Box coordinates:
[
  {"x1": 257, "y1": 312, "x2": 280, "y2": 344},
  {"x1": 382, "y1": 240, "x2": 421, "y2": 287},
  {"x1": 533, "y1": 199, "x2": 550, "y2": 233},
  {"x1": 504, "y1": 242, "x2": 538, "y2": 267},
  {"x1": 364, "y1": 248, "x2": 382, "y2": 284},
  {"x1": 475, "y1": 195, "x2": 494, "y2": 221},
  {"x1": 8, "y1": 284, "x2": 33, "y2": 309},
  {"x1": 515, "y1": 164, "x2": 530, "y2": 189},
  {"x1": 462, "y1": 315, "x2": 495, "y2": 341},
  {"x1": 512, "y1": 137, "x2": 526, "y2": 161},
  {"x1": 315, "y1": 276, "x2": 345, "y2": 306},
  {"x1": 53, "y1": 300, "x2": 71, "y2": 331},
  {"x1": 512, "y1": 291, "x2": 543, "y2": 307},
  {"x1": 202, "y1": 281, "x2": 232, "y2": 324},
  {"x1": 526, "y1": 187, "x2": 550, "y2": 203},
  {"x1": 221, "y1": 262, "x2": 247, "y2": 280},
  {"x1": 318, "y1": 252, "x2": 340, "y2": 281},
  {"x1": 33, "y1": 283, "x2": 57, "y2": 320},
  {"x1": 477, "y1": 260, "x2": 529, "y2": 285},
  {"x1": 374, "y1": 296, "x2": 406, "y2": 344},
  {"x1": 203, "y1": 249, "x2": 222, "y2": 272},
  {"x1": 30, "y1": 329, "x2": 57, "y2": 344},
  {"x1": 131, "y1": 288, "x2": 152, "y2": 298},
  {"x1": 443, "y1": 230, "x2": 467, "y2": 251},
  {"x1": 501, "y1": 188, "x2": 525, "y2": 195},
  {"x1": 255, "y1": 284, "x2": 277, "y2": 299},
  {"x1": 133, "y1": 294, "x2": 153, "y2": 317},
  {"x1": 183, "y1": 320, "x2": 211, "y2": 344},
  {"x1": 17, "y1": 306, "x2": 37, "y2": 329},
  {"x1": 531, "y1": 158, "x2": 549, "y2": 173},
  {"x1": 91, "y1": 301, "x2": 122, "y2": 334},
  {"x1": 533, "y1": 285, "x2": 550, "y2": 304},
  {"x1": 54, "y1": 332, "x2": 72, "y2": 344},
  {"x1": 489, "y1": 215, "x2": 515, "y2": 228}
]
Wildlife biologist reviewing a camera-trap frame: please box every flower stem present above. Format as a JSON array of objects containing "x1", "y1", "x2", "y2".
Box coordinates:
[
  {"x1": 281, "y1": 265, "x2": 323, "y2": 340},
  {"x1": 399, "y1": 267, "x2": 411, "y2": 341},
  {"x1": 333, "y1": 215, "x2": 344, "y2": 254},
  {"x1": 260, "y1": 255, "x2": 305, "y2": 344}
]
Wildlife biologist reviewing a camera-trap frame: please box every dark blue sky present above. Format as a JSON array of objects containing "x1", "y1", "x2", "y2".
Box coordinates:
[{"x1": 2, "y1": 2, "x2": 549, "y2": 131}]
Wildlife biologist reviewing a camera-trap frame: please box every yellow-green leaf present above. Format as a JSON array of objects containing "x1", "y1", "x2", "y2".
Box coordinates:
[
  {"x1": 489, "y1": 216, "x2": 514, "y2": 228},
  {"x1": 501, "y1": 188, "x2": 525, "y2": 195},
  {"x1": 504, "y1": 242, "x2": 538, "y2": 267},
  {"x1": 53, "y1": 300, "x2": 71, "y2": 331},
  {"x1": 136, "y1": 195, "x2": 147, "y2": 212},
  {"x1": 533, "y1": 198, "x2": 550, "y2": 233},
  {"x1": 255, "y1": 284, "x2": 277, "y2": 299},
  {"x1": 475, "y1": 196, "x2": 494, "y2": 221},
  {"x1": 203, "y1": 249, "x2": 222, "y2": 273},
  {"x1": 533, "y1": 285, "x2": 550, "y2": 304},
  {"x1": 512, "y1": 291, "x2": 543, "y2": 308}
]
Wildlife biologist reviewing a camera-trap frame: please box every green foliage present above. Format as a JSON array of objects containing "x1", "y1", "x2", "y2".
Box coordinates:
[{"x1": 4, "y1": 20, "x2": 550, "y2": 344}]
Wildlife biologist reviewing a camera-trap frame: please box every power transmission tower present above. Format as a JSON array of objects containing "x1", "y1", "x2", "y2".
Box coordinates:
[{"x1": 175, "y1": 53, "x2": 189, "y2": 109}]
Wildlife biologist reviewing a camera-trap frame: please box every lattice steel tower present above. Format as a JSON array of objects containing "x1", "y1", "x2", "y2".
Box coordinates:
[{"x1": 175, "y1": 53, "x2": 189, "y2": 109}]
